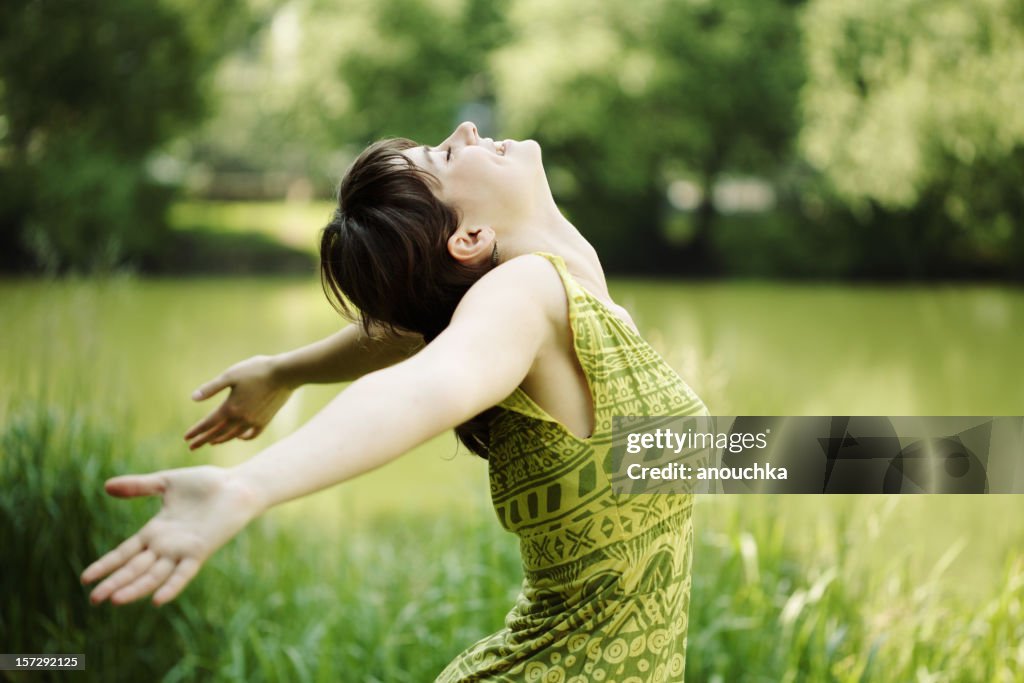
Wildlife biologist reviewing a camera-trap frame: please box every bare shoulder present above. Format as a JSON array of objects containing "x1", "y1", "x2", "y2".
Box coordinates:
[
  {"x1": 456, "y1": 253, "x2": 568, "y2": 324},
  {"x1": 420, "y1": 254, "x2": 565, "y2": 398}
]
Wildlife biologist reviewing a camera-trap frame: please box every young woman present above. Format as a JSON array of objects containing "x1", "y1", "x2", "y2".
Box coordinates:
[{"x1": 81, "y1": 122, "x2": 708, "y2": 682}]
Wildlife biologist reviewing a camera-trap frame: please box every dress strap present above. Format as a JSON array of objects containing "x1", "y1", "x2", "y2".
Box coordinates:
[{"x1": 495, "y1": 252, "x2": 607, "y2": 440}]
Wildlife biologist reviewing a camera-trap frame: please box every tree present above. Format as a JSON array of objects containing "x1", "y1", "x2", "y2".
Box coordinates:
[
  {"x1": 304, "y1": 0, "x2": 510, "y2": 147},
  {"x1": 0, "y1": 0, "x2": 257, "y2": 272},
  {"x1": 188, "y1": 0, "x2": 511, "y2": 197},
  {"x1": 491, "y1": 0, "x2": 806, "y2": 273},
  {"x1": 800, "y1": 0, "x2": 1024, "y2": 276}
]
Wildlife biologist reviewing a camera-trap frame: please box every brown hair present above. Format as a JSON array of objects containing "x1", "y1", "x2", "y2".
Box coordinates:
[{"x1": 320, "y1": 138, "x2": 497, "y2": 458}]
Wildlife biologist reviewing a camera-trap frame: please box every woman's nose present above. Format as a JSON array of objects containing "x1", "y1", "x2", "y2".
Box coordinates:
[
  {"x1": 454, "y1": 121, "x2": 478, "y2": 144},
  {"x1": 437, "y1": 121, "x2": 478, "y2": 151}
]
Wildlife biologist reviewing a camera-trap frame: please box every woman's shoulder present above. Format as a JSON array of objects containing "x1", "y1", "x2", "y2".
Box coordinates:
[
  {"x1": 467, "y1": 252, "x2": 571, "y2": 319},
  {"x1": 465, "y1": 251, "x2": 642, "y2": 336}
]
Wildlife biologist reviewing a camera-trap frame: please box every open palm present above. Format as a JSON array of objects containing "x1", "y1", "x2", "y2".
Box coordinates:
[{"x1": 81, "y1": 465, "x2": 263, "y2": 606}]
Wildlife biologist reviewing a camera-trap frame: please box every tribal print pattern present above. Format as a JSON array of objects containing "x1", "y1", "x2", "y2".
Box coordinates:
[{"x1": 437, "y1": 252, "x2": 708, "y2": 683}]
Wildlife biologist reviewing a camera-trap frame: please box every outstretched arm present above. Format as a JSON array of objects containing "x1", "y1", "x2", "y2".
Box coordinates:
[
  {"x1": 272, "y1": 322, "x2": 425, "y2": 387},
  {"x1": 184, "y1": 324, "x2": 424, "y2": 449},
  {"x1": 233, "y1": 268, "x2": 551, "y2": 510},
  {"x1": 84, "y1": 255, "x2": 561, "y2": 606}
]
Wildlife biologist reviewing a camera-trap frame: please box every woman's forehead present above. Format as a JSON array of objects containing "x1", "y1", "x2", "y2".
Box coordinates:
[
  {"x1": 404, "y1": 145, "x2": 437, "y2": 171},
  {"x1": 389, "y1": 147, "x2": 441, "y2": 192}
]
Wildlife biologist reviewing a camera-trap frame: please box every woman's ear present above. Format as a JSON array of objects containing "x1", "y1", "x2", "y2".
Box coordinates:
[{"x1": 447, "y1": 224, "x2": 496, "y2": 266}]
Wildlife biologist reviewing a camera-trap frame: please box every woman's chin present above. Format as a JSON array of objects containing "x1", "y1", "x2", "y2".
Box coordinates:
[
  {"x1": 505, "y1": 138, "x2": 541, "y2": 154},
  {"x1": 519, "y1": 139, "x2": 544, "y2": 165}
]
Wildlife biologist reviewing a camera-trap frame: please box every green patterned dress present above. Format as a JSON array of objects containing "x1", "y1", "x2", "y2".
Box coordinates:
[{"x1": 437, "y1": 252, "x2": 708, "y2": 683}]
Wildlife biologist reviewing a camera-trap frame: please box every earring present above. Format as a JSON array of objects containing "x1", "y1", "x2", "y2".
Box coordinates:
[{"x1": 491, "y1": 242, "x2": 499, "y2": 268}]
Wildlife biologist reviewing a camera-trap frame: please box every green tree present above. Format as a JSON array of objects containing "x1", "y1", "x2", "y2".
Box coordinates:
[
  {"x1": 305, "y1": 0, "x2": 509, "y2": 147},
  {"x1": 187, "y1": 0, "x2": 510, "y2": 198},
  {"x1": 0, "y1": 0, "x2": 257, "y2": 272},
  {"x1": 800, "y1": 0, "x2": 1024, "y2": 276},
  {"x1": 492, "y1": 0, "x2": 806, "y2": 272}
]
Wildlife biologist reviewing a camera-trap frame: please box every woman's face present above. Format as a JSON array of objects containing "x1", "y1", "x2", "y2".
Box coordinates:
[{"x1": 404, "y1": 121, "x2": 545, "y2": 228}]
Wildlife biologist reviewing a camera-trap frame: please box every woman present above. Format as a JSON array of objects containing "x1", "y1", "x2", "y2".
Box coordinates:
[{"x1": 81, "y1": 122, "x2": 708, "y2": 682}]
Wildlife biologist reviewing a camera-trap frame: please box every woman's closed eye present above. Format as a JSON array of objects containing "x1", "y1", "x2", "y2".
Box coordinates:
[{"x1": 446, "y1": 147, "x2": 452, "y2": 162}]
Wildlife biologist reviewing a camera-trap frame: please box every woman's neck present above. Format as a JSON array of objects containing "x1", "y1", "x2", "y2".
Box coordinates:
[{"x1": 499, "y1": 202, "x2": 608, "y2": 292}]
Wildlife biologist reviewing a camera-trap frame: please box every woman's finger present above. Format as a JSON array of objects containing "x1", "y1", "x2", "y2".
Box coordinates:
[
  {"x1": 239, "y1": 426, "x2": 263, "y2": 440},
  {"x1": 191, "y1": 375, "x2": 231, "y2": 402},
  {"x1": 185, "y1": 409, "x2": 226, "y2": 440},
  {"x1": 111, "y1": 556, "x2": 176, "y2": 606},
  {"x1": 210, "y1": 423, "x2": 247, "y2": 445},
  {"x1": 193, "y1": 419, "x2": 237, "y2": 447},
  {"x1": 187, "y1": 419, "x2": 229, "y2": 450},
  {"x1": 81, "y1": 535, "x2": 144, "y2": 585},
  {"x1": 104, "y1": 473, "x2": 168, "y2": 498},
  {"x1": 89, "y1": 548, "x2": 157, "y2": 604},
  {"x1": 153, "y1": 557, "x2": 202, "y2": 606}
]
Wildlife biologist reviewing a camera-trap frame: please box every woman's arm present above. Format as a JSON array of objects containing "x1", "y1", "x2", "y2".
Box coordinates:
[
  {"x1": 85, "y1": 255, "x2": 562, "y2": 605},
  {"x1": 184, "y1": 324, "x2": 424, "y2": 449},
  {"x1": 234, "y1": 261, "x2": 554, "y2": 509},
  {"x1": 271, "y1": 323, "x2": 425, "y2": 388}
]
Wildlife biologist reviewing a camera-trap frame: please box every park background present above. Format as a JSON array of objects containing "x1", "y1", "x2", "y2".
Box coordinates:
[{"x1": 1, "y1": 0, "x2": 1022, "y2": 681}]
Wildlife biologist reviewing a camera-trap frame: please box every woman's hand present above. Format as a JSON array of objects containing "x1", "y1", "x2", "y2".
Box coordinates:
[
  {"x1": 184, "y1": 355, "x2": 293, "y2": 450},
  {"x1": 81, "y1": 466, "x2": 264, "y2": 607}
]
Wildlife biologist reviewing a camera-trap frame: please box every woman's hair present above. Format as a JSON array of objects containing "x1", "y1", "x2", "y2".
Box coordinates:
[{"x1": 320, "y1": 137, "x2": 498, "y2": 458}]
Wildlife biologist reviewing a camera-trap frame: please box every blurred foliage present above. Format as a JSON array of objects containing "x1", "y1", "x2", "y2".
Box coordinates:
[
  {"x1": 332, "y1": 0, "x2": 510, "y2": 144},
  {"x1": 802, "y1": 0, "x2": 1024, "y2": 211},
  {"x1": 185, "y1": 0, "x2": 510, "y2": 199},
  {"x1": 491, "y1": 0, "x2": 806, "y2": 272},
  {"x1": 800, "y1": 0, "x2": 1024, "y2": 277},
  {"x1": 1, "y1": 0, "x2": 1022, "y2": 277},
  {"x1": 0, "y1": 0, "x2": 267, "y2": 272}
]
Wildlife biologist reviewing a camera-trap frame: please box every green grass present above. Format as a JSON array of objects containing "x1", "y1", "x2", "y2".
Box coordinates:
[
  {"x1": 3, "y1": 402, "x2": 1022, "y2": 682},
  {"x1": 0, "y1": 403, "x2": 517, "y2": 682},
  {"x1": 3, "y1": 276, "x2": 1022, "y2": 680},
  {"x1": 687, "y1": 498, "x2": 1024, "y2": 682}
]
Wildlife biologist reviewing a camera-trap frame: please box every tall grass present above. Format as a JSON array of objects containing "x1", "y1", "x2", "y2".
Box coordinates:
[
  {"x1": 2, "y1": 403, "x2": 1022, "y2": 682},
  {"x1": 0, "y1": 403, "x2": 519, "y2": 682},
  {"x1": 687, "y1": 498, "x2": 1024, "y2": 682}
]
